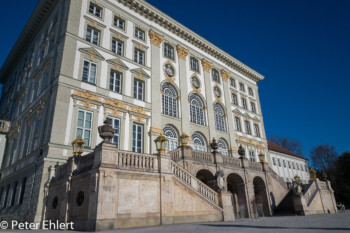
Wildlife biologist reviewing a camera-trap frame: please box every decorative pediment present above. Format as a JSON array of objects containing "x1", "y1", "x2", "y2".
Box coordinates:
[
  {"x1": 131, "y1": 68, "x2": 150, "y2": 79},
  {"x1": 233, "y1": 109, "x2": 243, "y2": 116},
  {"x1": 79, "y1": 47, "x2": 105, "y2": 60},
  {"x1": 253, "y1": 117, "x2": 260, "y2": 123},
  {"x1": 106, "y1": 58, "x2": 129, "y2": 70}
]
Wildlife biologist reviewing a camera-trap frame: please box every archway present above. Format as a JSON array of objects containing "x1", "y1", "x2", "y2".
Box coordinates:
[
  {"x1": 227, "y1": 173, "x2": 248, "y2": 218},
  {"x1": 196, "y1": 169, "x2": 216, "y2": 190},
  {"x1": 253, "y1": 176, "x2": 270, "y2": 217}
]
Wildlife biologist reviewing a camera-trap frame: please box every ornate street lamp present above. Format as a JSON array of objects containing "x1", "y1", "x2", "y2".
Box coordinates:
[
  {"x1": 72, "y1": 136, "x2": 86, "y2": 157},
  {"x1": 309, "y1": 168, "x2": 317, "y2": 180},
  {"x1": 294, "y1": 174, "x2": 301, "y2": 183},
  {"x1": 258, "y1": 153, "x2": 265, "y2": 163},
  {"x1": 154, "y1": 133, "x2": 168, "y2": 153},
  {"x1": 238, "y1": 144, "x2": 245, "y2": 159},
  {"x1": 179, "y1": 133, "x2": 190, "y2": 146}
]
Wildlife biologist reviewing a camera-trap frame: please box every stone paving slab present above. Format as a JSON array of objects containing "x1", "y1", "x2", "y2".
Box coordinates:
[{"x1": 3, "y1": 211, "x2": 349, "y2": 233}]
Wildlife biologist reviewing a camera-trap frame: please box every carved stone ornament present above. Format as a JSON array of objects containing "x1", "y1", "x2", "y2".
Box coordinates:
[
  {"x1": 201, "y1": 59, "x2": 213, "y2": 73},
  {"x1": 176, "y1": 45, "x2": 189, "y2": 60},
  {"x1": 191, "y1": 76, "x2": 200, "y2": 89},
  {"x1": 98, "y1": 118, "x2": 115, "y2": 143},
  {"x1": 214, "y1": 86, "x2": 221, "y2": 98},
  {"x1": 221, "y1": 69, "x2": 230, "y2": 82},
  {"x1": 164, "y1": 63, "x2": 175, "y2": 77},
  {"x1": 216, "y1": 170, "x2": 226, "y2": 191},
  {"x1": 149, "y1": 29, "x2": 164, "y2": 47}
]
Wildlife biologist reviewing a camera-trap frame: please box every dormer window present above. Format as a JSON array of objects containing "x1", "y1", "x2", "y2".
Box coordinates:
[{"x1": 89, "y1": 3, "x2": 102, "y2": 18}]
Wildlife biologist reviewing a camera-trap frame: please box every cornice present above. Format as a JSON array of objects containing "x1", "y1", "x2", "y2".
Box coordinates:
[{"x1": 117, "y1": 0, "x2": 264, "y2": 82}]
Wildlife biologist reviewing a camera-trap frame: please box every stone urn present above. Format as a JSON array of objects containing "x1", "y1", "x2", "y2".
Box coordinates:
[
  {"x1": 98, "y1": 118, "x2": 114, "y2": 143},
  {"x1": 238, "y1": 145, "x2": 245, "y2": 159}
]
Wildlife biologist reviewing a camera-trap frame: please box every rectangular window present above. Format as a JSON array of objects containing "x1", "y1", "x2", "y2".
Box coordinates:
[
  {"x1": 300, "y1": 164, "x2": 303, "y2": 171},
  {"x1": 249, "y1": 151, "x2": 255, "y2": 162},
  {"x1": 82, "y1": 60, "x2": 97, "y2": 84},
  {"x1": 132, "y1": 123, "x2": 143, "y2": 153},
  {"x1": 230, "y1": 78, "x2": 236, "y2": 87},
  {"x1": 86, "y1": 26, "x2": 100, "y2": 45},
  {"x1": 235, "y1": 117, "x2": 241, "y2": 132},
  {"x1": 239, "y1": 83, "x2": 245, "y2": 92},
  {"x1": 305, "y1": 165, "x2": 308, "y2": 171},
  {"x1": 232, "y1": 93, "x2": 238, "y2": 106},
  {"x1": 19, "y1": 177, "x2": 26, "y2": 204},
  {"x1": 245, "y1": 120, "x2": 251, "y2": 135},
  {"x1": 112, "y1": 39, "x2": 124, "y2": 56},
  {"x1": 212, "y1": 69, "x2": 220, "y2": 83},
  {"x1": 133, "y1": 79, "x2": 144, "y2": 101},
  {"x1": 296, "y1": 163, "x2": 299, "y2": 170},
  {"x1": 242, "y1": 98, "x2": 247, "y2": 110},
  {"x1": 164, "y1": 43, "x2": 174, "y2": 60},
  {"x1": 248, "y1": 87, "x2": 254, "y2": 96},
  {"x1": 288, "y1": 161, "x2": 291, "y2": 168},
  {"x1": 3, "y1": 185, "x2": 10, "y2": 207},
  {"x1": 283, "y1": 160, "x2": 286, "y2": 167},
  {"x1": 76, "y1": 110, "x2": 93, "y2": 147},
  {"x1": 292, "y1": 162, "x2": 295, "y2": 169},
  {"x1": 254, "y1": 124, "x2": 260, "y2": 137},
  {"x1": 278, "y1": 158, "x2": 281, "y2": 167},
  {"x1": 108, "y1": 117, "x2": 120, "y2": 148},
  {"x1": 190, "y1": 57, "x2": 199, "y2": 72},
  {"x1": 272, "y1": 157, "x2": 276, "y2": 165},
  {"x1": 89, "y1": 3, "x2": 102, "y2": 18},
  {"x1": 114, "y1": 16, "x2": 125, "y2": 30},
  {"x1": 134, "y1": 48, "x2": 145, "y2": 65},
  {"x1": 135, "y1": 27, "x2": 145, "y2": 41},
  {"x1": 251, "y1": 102, "x2": 256, "y2": 113},
  {"x1": 109, "y1": 70, "x2": 122, "y2": 93},
  {"x1": 10, "y1": 181, "x2": 18, "y2": 206}
]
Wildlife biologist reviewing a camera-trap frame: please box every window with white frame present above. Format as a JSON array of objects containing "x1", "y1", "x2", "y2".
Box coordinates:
[
  {"x1": 86, "y1": 26, "x2": 100, "y2": 45},
  {"x1": 292, "y1": 162, "x2": 295, "y2": 169},
  {"x1": 251, "y1": 102, "x2": 256, "y2": 113},
  {"x1": 163, "y1": 125, "x2": 178, "y2": 152},
  {"x1": 218, "y1": 139, "x2": 228, "y2": 156},
  {"x1": 305, "y1": 165, "x2": 308, "y2": 171},
  {"x1": 89, "y1": 3, "x2": 102, "y2": 18},
  {"x1": 272, "y1": 157, "x2": 276, "y2": 165},
  {"x1": 82, "y1": 60, "x2": 97, "y2": 84},
  {"x1": 214, "y1": 104, "x2": 226, "y2": 132},
  {"x1": 245, "y1": 120, "x2": 251, "y2": 135},
  {"x1": 190, "y1": 57, "x2": 199, "y2": 72},
  {"x1": 192, "y1": 133, "x2": 207, "y2": 152},
  {"x1": 248, "y1": 87, "x2": 254, "y2": 96},
  {"x1": 300, "y1": 164, "x2": 303, "y2": 171},
  {"x1": 76, "y1": 110, "x2": 93, "y2": 147},
  {"x1": 162, "y1": 83, "x2": 178, "y2": 117},
  {"x1": 283, "y1": 160, "x2": 286, "y2": 167},
  {"x1": 212, "y1": 69, "x2": 220, "y2": 83},
  {"x1": 254, "y1": 124, "x2": 260, "y2": 137},
  {"x1": 133, "y1": 79, "x2": 144, "y2": 101},
  {"x1": 164, "y1": 43, "x2": 174, "y2": 60},
  {"x1": 134, "y1": 27, "x2": 145, "y2": 41},
  {"x1": 134, "y1": 48, "x2": 145, "y2": 65},
  {"x1": 189, "y1": 94, "x2": 206, "y2": 126},
  {"x1": 296, "y1": 163, "x2": 299, "y2": 170},
  {"x1": 230, "y1": 78, "x2": 236, "y2": 88},
  {"x1": 232, "y1": 93, "x2": 238, "y2": 105},
  {"x1": 132, "y1": 123, "x2": 143, "y2": 153},
  {"x1": 249, "y1": 150, "x2": 255, "y2": 162},
  {"x1": 242, "y1": 98, "x2": 247, "y2": 110},
  {"x1": 112, "y1": 38, "x2": 124, "y2": 56},
  {"x1": 288, "y1": 161, "x2": 291, "y2": 168},
  {"x1": 109, "y1": 70, "x2": 122, "y2": 93},
  {"x1": 108, "y1": 117, "x2": 120, "y2": 148},
  {"x1": 278, "y1": 158, "x2": 281, "y2": 167},
  {"x1": 235, "y1": 116, "x2": 241, "y2": 132},
  {"x1": 239, "y1": 83, "x2": 245, "y2": 92},
  {"x1": 114, "y1": 16, "x2": 125, "y2": 30}
]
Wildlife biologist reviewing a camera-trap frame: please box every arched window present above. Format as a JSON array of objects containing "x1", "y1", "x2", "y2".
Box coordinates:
[
  {"x1": 192, "y1": 133, "x2": 207, "y2": 152},
  {"x1": 190, "y1": 94, "x2": 206, "y2": 125},
  {"x1": 214, "y1": 103, "x2": 226, "y2": 132},
  {"x1": 163, "y1": 125, "x2": 178, "y2": 152},
  {"x1": 218, "y1": 139, "x2": 228, "y2": 156},
  {"x1": 162, "y1": 83, "x2": 178, "y2": 117}
]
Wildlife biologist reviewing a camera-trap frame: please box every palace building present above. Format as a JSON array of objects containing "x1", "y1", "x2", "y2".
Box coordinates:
[{"x1": 0, "y1": 0, "x2": 336, "y2": 229}]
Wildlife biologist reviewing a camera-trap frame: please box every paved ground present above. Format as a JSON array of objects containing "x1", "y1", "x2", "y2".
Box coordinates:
[{"x1": 3, "y1": 211, "x2": 350, "y2": 233}]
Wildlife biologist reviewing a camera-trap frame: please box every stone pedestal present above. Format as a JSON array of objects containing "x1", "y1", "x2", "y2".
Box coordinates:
[{"x1": 218, "y1": 191, "x2": 235, "y2": 222}]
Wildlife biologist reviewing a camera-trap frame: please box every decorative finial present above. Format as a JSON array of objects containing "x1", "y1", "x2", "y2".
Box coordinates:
[
  {"x1": 98, "y1": 118, "x2": 114, "y2": 143},
  {"x1": 238, "y1": 144, "x2": 245, "y2": 158},
  {"x1": 211, "y1": 137, "x2": 218, "y2": 152}
]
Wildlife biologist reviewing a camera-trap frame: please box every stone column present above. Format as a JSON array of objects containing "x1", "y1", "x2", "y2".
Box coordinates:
[
  {"x1": 201, "y1": 59, "x2": 216, "y2": 139},
  {"x1": 176, "y1": 45, "x2": 190, "y2": 135},
  {"x1": 221, "y1": 69, "x2": 239, "y2": 156},
  {"x1": 149, "y1": 29, "x2": 164, "y2": 154},
  {"x1": 218, "y1": 191, "x2": 235, "y2": 221}
]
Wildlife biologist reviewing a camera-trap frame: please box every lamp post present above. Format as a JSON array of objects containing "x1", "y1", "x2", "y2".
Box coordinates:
[
  {"x1": 179, "y1": 133, "x2": 190, "y2": 146},
  {"x1": 154, "y1": 133, "x2": 168, "y2": 154},
  {"x1": 310, "y1": 168, "x2": 317, "y2": 180},
  {"x1": 258, "y1": 153, "x2": 265, "y2": 163},
  {"x1": 238, "y1": 144, "x2": 245, "y2": 159},
  {"x1": 294, "y1": 174, "x2": 301, "y2": 184},
  {"x1": 71, "y1": 136, "x2": 86, "y2": 157}
]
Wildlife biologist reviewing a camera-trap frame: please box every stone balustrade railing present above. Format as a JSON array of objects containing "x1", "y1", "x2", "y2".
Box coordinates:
[
  {"x1": 249, "y1": 161, "x2": 263, "y2": 171},
  {"x1": 116, "y1": 150, "x2": 158, "y2": 171},
  {"x1": 55, "y1": 163, "x2": 68, "y2": 180},
  {"x1": 222, "y1": 156, "x2": 241, "y2": 167},
  {"x1": 76, "y1": 152, "x2": 94, "y2": 173},
  {"x1": 267, "y1": 167, "x2": 289, "y2": 190},
  {"x1": 170, "y1": 161, "x2": 219, "y2": 205},
  {"x1": 170, "y1": 148, "x2": 181, "y2": 162},
  {"x1": 303, "y1": 181, "x2": 318, "y2": 205},
  {"x1": 192, "y1": 151, "x2": 214, "y2": 163},
  {"x1": 318, "y1": 181, "x2": 328, "y2": 190}
]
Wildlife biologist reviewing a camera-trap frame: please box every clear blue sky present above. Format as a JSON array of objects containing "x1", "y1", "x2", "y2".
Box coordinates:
[{"x1": 0, "y1": 0, "x2": 349, "y2": 156}]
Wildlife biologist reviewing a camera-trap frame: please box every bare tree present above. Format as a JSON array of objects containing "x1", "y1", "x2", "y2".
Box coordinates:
[
  {"x1": 310, "y1": 144, "x2": 338, "y2": 172},
  {"x1": 268, "y1": 136, "x2": 304, "y2": 156}
]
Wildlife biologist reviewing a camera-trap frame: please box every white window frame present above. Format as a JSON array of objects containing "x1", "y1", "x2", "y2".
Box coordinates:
[
  {"x1": 245, "y1": 120, "x2": 251, "y2": 135},
  {"x1": 190, "y1": 57, "x2": 199, "y2": 72},
  {"x1": 112, "y1": 38, "x2": 124, "y2": 56},
  {"x1": 251, "y1": 102, "x2": 256, "y2": 113},
  {"x1": 135, "y1": 27, "x2": 145, "y2": 41},
  {"x1": 89, "y1": 2, "x2": 102, "y2": 18},
  {"x1": 214, "y1": 104, "x2": 226, "y2": 132},
  {"x1": 134, "y1": 48, "x2": 145, "y2": 65},
  {"x1": 82, "y1": 60, "x2": 97, "y2": 84},
  {"x1": 109, "y1": 70, "x2": 122, "y2": 93},
  {"x1": 133, "y1": 78, "x2": 144, "y2": 101},
  {"x1": 212, "y1": 69, "x2": 220, "y2": 83},
  {"x1": 235, "y1": 116, "x2": 241, "y2": 132},
  {"x1": 76, "y1": 110, "x2": 93, "y2": 147},
  {"x1": 86, "y1": 26, "x2": 100, "y2": 45},
  {"x1": 232, "y1": 93, "x2": 238, "y2": 105},
  {"x1": 218, "y1": 139, "x2": 228, "y2": 156},
  {"x1": 162, "y1": 83, "x2": 178, "y2": 118},
  {"x1": 249, "y1": 150, "x2": 255, "y2": 162},
  {"x1": 254, "y1": 124, "x2": 260, "y2": 137},
  {"x1": 163, "y1": 126, "x2": 178, "y2": 152},
  {"x1": 108, "y1": 117, "x2": 120, "y2": 148},
  {"x1": 114, "y1": 16, "x2": 125, "y2": 30},
  {"x1": 192, "y1": 133, "x2": 207, "y2": 152},
  {"x1": 132, "y1": 123, "x2": 143, "y2": 153},
  {"x1": 164, "y1": 43, "x2": 175, "y2": 60},
  {"x1": 189, "y1": 95, "x2": 206, "y2": 126}
]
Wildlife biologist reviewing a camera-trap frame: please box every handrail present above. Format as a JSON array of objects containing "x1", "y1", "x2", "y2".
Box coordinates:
[
  {"x1": 169, "y1": 148, "x2": 182, "y2": 162},
  {"x1": 170, "y1": 161, "x2": 219, "y2": 206}
]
